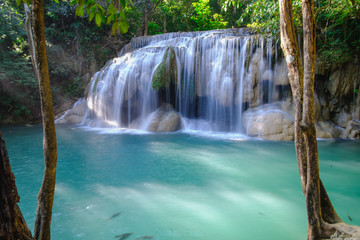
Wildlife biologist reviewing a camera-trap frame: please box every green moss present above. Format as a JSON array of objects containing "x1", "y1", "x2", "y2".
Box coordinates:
[{"x1": 152, "y1": 47, "x2": 177, "y2": 90}]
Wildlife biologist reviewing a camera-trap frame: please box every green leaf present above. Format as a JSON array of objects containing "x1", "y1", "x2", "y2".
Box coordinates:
[
  {"x1": 119, "y1": 10, "x2": 126, "y2": 20},
  {"x1": 112, "y1": 21, "x2": 118, "y2": 35},
  {"x1": 16, "y1": 0, "x2": 21, "y2": 6},
  {"x1": 76, "y1": 5, "x2": 84, "y2": 17},
  {"x1": 54, "y1": 0, "x2": 59, "y2": 3},
  {"x1": 119, "y1": 20, "x2": 129, "y2": 34},
  {"x1": 108, "y1": 3, "x2": 114, "y2": 12},
  {"x1": 70, "y1": 0, "x2": 77, "y2": 6},
  {"x1": 89, "y1": 11, "x2": 96, "y2": 21},
  {"x1": 106, "y1": 14, "x2": 114, "y2": 24},
  {"x1": 95, "y1": 13, "x2": 102, "y2": 26}
]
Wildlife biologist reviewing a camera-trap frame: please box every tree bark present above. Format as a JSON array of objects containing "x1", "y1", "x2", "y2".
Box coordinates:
[
  {"x1": 163, "y1": 14, "x2": 167, "y2": 33},
  {"x1": 144, "y1": 11, "x2": 149, "y2": 36},
  {"x1": 0, "y1": 133, "x2": 33, "y2": 240},
  {"x1": 278, "y1": 0, "x2": 344, "y2": 239},
  {"x1": 31, "y1": 0, "x2": 58, "y2": 239},
  {"x1": 24, "y1": 3, "x2": 38, "y2": 77},
  {"x1": 301, "y1": 0, "x2": 322, "y2": 238}
]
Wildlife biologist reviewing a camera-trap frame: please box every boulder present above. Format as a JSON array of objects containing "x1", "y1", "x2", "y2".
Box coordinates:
[
  {"x1": 144, "y1": 104, "x2": 182, "y2": 132},
  {"x1": 335, "y1": 110, "x2": 352, "y2": 128},
  {"x1": 342, "y1": 120, "x2": 360, "y2": 139},
  {"x1": 56, "y1": 99, "x2": 87, "y2": 124},
  {"x1": 243, "y1": 105, "x2": 294, "y2": 141},
  {"x1": 315, "y1": 121, "x2": 343, "y2": 138}
]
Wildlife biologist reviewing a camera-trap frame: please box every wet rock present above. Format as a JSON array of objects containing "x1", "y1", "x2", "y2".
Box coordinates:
[
  {"x1": 327, "y1": 63, "x2": 359, "y2": 97},
  {"x1": 152, "y1": 47, "x2": 177, "y2": 90},
  {"x1": 56, "y1": 99, "x2": 87, "y2": 124},
  {"x1": 336, "y1": 110, "x2": 352, "y2": 128},
  {"x1": 243, "y1": 104, "x2": 294, "y2": 141},
  {"x1": 315, "y1": 121, "x2": 342, "y2": 138},
  {"x1": 145, "y1": 104, "x2": 182, "y2": 132},
  {"x1": 274, "y1": 58, "x2": 289, "y2": 86},
  {"x1": 343, "y1": 120, "x2": 360, "y2": 139}
]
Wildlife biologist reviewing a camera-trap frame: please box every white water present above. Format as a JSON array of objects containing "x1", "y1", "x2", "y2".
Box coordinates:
[{"x1": 62, "y1": 29, "x2": 288, "y2": 134}]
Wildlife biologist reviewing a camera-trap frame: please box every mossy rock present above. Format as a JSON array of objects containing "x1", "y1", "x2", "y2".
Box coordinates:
[{"x1": 152, "y1": 47, "x2": 177, "y2": 90}]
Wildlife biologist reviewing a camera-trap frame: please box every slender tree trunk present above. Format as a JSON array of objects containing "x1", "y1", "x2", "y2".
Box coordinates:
[
  {"x1": 163, "y1": 15, "x2": 167, "y2": 33},
  {"x1": 24, "y1": 3, "x2": 38, "y2": 77},
  {"x1": 144, "y1": 11, "x2": 149, "y2": 36},
  {"x1": 279, "y1": 0, "x2": 342, "y2": 238},
  {"x1": 0, "y1": 133, "x2": 33, "y2": 240},
  {"x1": 31, "y1": 0, "x2": 58, "y2": 239},
  {"x1": 301, "y1": 1, "x2": 322, "y2": 239}
]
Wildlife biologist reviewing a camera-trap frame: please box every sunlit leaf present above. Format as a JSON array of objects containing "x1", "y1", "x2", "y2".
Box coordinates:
[
  {"x1": 119, "y1": 20, "x2": 129, "y2": 34},
  {"x1": 112, "y1": 21, "x2": 118, "y2": 35},
  {"x1": 106, "y1": 14, "x2": 114, "y2": 24},
  {"x1": 95, "y1": 13, "x2": 102, "y2": 26}
]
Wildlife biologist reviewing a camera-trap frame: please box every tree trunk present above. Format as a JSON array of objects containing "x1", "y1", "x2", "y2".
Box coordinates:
[
  {"x1": 31, "y1": 0, "x2": 58, "y2": 239},
  {"x1": 144, "y1": 11, "x2": 149, "y2": 36},
  {"x1": 0, "y1": 133, "x2": 33, "y2": 240},
  {"x1": 24, "y1": 3, "x2": 38, "y2": 77},
  {"x1": 163, "y1": 15, "x2": 167, "y2": 33},
  {"x1": 278, "y1": 0, "x2": 344, "y2": 238}
]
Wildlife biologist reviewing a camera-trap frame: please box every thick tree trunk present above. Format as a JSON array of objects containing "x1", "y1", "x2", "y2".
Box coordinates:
[
  {"x1": 0, "y1": 133, "x2": 33, "y2": 240},
  {"x1": 31, "y1": 0, "x2": 58, "y2": 239}
]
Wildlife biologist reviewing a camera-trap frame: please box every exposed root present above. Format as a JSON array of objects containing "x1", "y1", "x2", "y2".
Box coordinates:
[{"x1": 322, "y1": 221, "x2": 360, "y2": 239}]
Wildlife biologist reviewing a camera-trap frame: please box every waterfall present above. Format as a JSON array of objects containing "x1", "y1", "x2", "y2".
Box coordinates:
[{"x1": 58, "y1": 29, "x2": 293, "y2": 138}]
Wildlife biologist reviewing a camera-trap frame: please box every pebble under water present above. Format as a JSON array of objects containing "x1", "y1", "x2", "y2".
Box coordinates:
[{"x1": 1, "y1": 124, "x2": 360, "y2": 240}]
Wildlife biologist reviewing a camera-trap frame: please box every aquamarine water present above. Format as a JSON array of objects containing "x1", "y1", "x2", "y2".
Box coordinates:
[{"x1": 1, "y1": 124, "x2": 359, "y2": 240}]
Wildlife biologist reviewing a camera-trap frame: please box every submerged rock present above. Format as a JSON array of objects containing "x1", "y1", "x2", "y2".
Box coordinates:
[{"x1": 144, "y1": 104, "x2": 182, "y2": 132}]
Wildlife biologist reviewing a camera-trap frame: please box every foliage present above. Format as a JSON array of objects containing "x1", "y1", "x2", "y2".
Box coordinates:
[
  {"x1": 148, "y1": 21, "x2": 162, "y2": 35},
  {"x1": 191, "y1": 0, "x2": 228, "y2": 30},
  {"x1": 237, "y1": 0, "x2": 302, "y2": 35},
  {"x1": 0, "y1": 93, "x2": 31, "y2": 122},
  {"x1": 152, "y1": 47, "x2": 177, "y2": 90},
  {"x1": 151, "y1": 0, "x2": 194, "y2": 32},
  {"x1": 0, "y1": 47, "x2": 38, "y2": 91},
  {"x1": 0, "y1": 0, "x2": 27, "y2": 47},
  {"x1": 315, "y1": 0, "x2": 360, "y2": 66}
]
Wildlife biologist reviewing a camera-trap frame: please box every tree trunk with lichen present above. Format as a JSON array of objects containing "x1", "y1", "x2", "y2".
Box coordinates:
[
  {"x1": 278, "y1": 0, "x2": 360, "y2": 239},
  {"x1": 32, "y1": 0, "x2": 58, "y2": 239},
  {"x1": 0, "y1": 133, "x2": 33, "y2": 240}
]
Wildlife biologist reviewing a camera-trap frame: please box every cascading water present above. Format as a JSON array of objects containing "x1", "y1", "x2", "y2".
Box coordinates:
[{"x1": 58, "y1": 29, "x2": 292, "y2": 137}]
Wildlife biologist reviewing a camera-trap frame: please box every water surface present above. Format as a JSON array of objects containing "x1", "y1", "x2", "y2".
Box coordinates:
[{"x1": 1, "y1": 124, "x2": 359, "y2": 240}]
